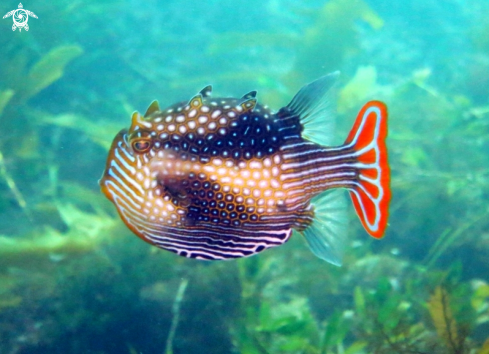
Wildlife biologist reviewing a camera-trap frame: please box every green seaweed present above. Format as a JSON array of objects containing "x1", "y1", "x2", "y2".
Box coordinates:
[
  {"x1": 1, "y1": 45, "x2": 83, "y2": 105},
  {"x1": 286, "y1": 0, "x2": 383, "y2": 85},
  {"x1": 337, "y1": 66, "x2": 381, "y2": 113},
  {"x1": 0, "y1": 44, "x2": 84, "y2": 224},
  {"x1": 0, "y1": 202, "x2": 118, "y2": 271},
  {"x1": 205, "y1": 0, "x2": 384, "y2": 107},
  {"x1": 36, "y1": 111, "x2": 122, "y2": 150},
  {"x1": 25, "y1": 45, "x2": 84, "y2": 101},
  {"x1": 0, "y1": 89, "x2": 15, "y2": 116}
]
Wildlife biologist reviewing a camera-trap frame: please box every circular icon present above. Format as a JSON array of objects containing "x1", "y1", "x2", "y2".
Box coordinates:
[{"x1": 13, "y1": 9, "x2": 28, "y2": 27}]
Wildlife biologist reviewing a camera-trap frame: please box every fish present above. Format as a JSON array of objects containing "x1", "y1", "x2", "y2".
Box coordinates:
[{"x1": 99, "y1": 72, "x2": 391, "y2": 265}]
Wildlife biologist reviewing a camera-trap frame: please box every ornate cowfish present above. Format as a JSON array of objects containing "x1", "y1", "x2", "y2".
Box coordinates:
[{"x1": 100, "y1": 72, "x2": 390, "y2": 265}]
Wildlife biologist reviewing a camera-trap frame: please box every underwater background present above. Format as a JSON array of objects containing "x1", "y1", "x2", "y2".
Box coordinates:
[{"x1": 1, "y1": 0, "x2": 489, "y2": 353}]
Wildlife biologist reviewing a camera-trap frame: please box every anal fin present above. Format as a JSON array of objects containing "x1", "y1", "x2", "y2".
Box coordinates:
[{"x1": 302, "y1": 190, "x2": 348, "y2": 266}]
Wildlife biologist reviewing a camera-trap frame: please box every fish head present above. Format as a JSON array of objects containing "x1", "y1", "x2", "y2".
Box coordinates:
[
  {"x1": 99, "y1": 109, "x2": 166, "y2": 240},
  {"x1": 99, "y1": 104, "x2": 197, "y2": 242}
]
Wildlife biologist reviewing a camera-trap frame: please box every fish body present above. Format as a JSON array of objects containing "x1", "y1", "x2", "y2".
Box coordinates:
[{"x1": 100, "y1": 73, "x2": 391, "y2": 264}]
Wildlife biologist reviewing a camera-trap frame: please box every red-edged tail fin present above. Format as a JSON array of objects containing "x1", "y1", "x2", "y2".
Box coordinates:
[{"x1": 345, "y1": 101, "x2": 391, "y2": 238}]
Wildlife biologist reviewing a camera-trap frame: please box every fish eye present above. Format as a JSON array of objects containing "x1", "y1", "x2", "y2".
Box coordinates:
[{"x1": 131, "y1": 138, "x2": 152, "y2": 153}]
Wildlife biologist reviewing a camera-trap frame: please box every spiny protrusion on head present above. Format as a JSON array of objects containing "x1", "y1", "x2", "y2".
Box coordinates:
[
  {"x1": 130, "y1": 111, "x2": 150, "y2": 131},
  {"x1": 240, "y1": 98, "x2": 257, "y2": 112},
  {"x1": 199, "y1": 85, "x2": 212, "y2": 98},
  {"x1": 188, "y1": 93, "x2": 204, "y2": 108},
  {"x1": 144, "y1": 100, "x2": 160, "y2": 117},
  {"x1": 242, "y1": 90, "x2": 257, "y2": 99}
]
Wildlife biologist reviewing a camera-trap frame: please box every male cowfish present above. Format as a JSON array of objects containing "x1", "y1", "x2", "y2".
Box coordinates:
[{"x1": 100, "y1": 72, "x2": 391, "y2": 265}]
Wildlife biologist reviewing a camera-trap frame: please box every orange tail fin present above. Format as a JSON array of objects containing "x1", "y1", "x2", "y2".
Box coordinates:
[{"x1": 345, "y1": 101, "x2": 391, "y2": 238}]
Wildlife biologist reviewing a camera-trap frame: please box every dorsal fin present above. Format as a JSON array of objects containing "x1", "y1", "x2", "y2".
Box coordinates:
[
  {"x1": 199, "y1": 85, "x2": 212, "y2": 98},
  {"x1": 144, "y1": 100, "x2": 160, "y2": 117},
  {"x1": 242, "y1": 90, "x2": 257, "y2": 99},
  {"x1": 286, "y1": 71, "x2": 339, "y2": 146},
  {"x1": 188, "y1": 93, "x2": 203, "y2": 108},
  {"x1": 240, "y1": 98, "x2": 257, "y2": 112}
]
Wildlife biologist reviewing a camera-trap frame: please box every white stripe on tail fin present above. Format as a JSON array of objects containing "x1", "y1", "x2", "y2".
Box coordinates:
[{"x1": 345, "y1": 101, "x2": 390, "y2": 238}]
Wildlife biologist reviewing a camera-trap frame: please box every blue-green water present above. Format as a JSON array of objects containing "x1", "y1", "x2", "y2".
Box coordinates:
[{"x1": 1, "y1": 0, "x2": 488, "y2": 353}]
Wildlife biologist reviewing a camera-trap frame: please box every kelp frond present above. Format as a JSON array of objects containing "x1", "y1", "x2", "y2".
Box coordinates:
[
  {"x1": 428, "y1": 286, "x2": 464, "y2": 353},
  {"x1": 0, "y1": 149, "x2": 30, "y2": 220},
  {"x1": 22, "y1": 45, "x2": 84, "y2": 102},
  {"x1": 479, "y1": 338, "x2": 489, "y2": 354}
]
